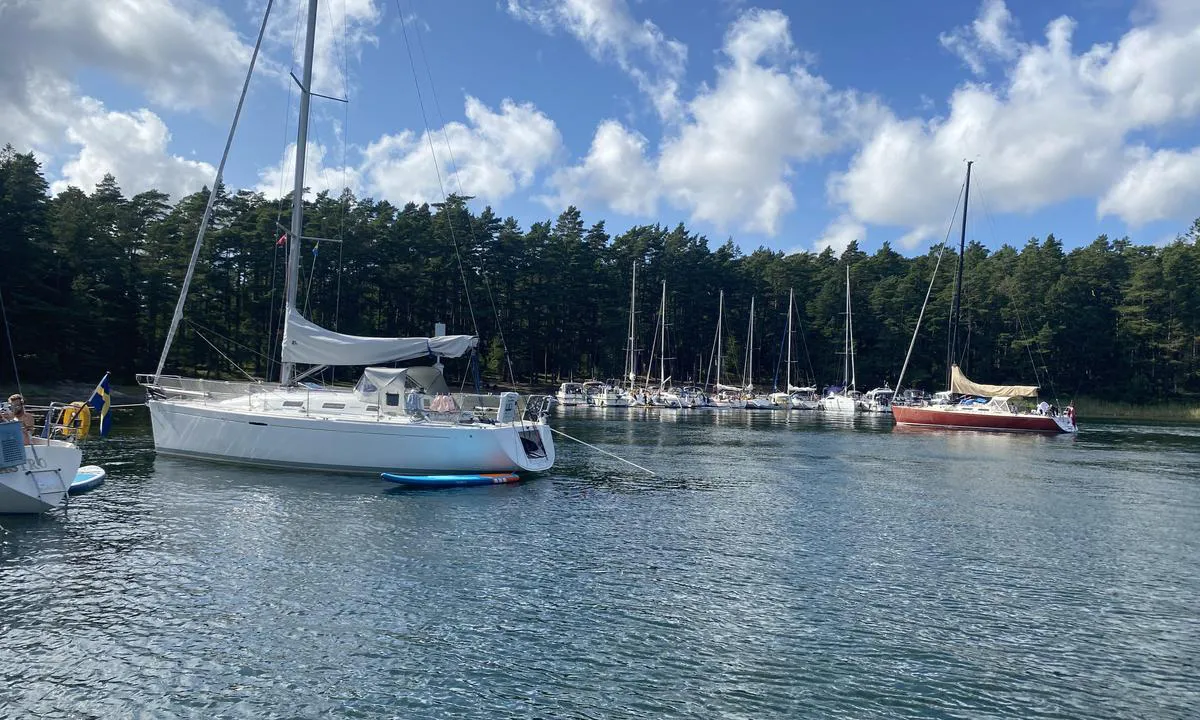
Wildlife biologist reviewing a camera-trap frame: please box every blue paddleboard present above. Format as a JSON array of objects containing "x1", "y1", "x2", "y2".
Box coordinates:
[
  {"x1": 70, "y1": 465, "x2": 107, "y2": 494},
  {"x1": 381, "y1": 472, "x2": 521, "y2": 488}
]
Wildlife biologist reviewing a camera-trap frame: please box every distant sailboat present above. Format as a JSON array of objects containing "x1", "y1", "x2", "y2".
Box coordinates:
[
  {"x1": 892, "y1": 161, "x2": 1077, "y2": 434},
  {"x1": 770, "y1": 288, "x2": 819, "y2": 410},
  {"x1": 819, "y1": 266, "x2": 860, "y2": 414}
]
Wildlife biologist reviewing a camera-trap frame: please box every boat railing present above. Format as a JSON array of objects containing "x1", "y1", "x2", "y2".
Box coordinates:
[{"x1": 136, "y1": 374, "x2": 272, "y2": 403}]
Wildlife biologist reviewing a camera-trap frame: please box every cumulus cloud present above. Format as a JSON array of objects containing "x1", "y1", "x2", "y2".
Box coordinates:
[
  {"x1": 939, "y1": 0, "x2": 1019, "y2": 76},
  {"x1": 544, "y1": 8, "x2": 875, "y2": 236},
  {"x1": 50, "y1": 100, "x2": 215, "y2": 198},
  {"x1": 1099, "y1": 146, "x2": 1200, "y2": 225},
  {"x1": 813, "y1": 215, "x2": 866, "y2": 254},
  {"x1": 0, "y1": 0, "x2": 255, "y2": 197},
  {"x1": 828, "y1": 0, "x2": 1200, "y2": 245},
  {"x1": 506, "y1": 0, "x2": 687, "y2": 120},
  {"x1": 272, "y1": 0, "x2": 381, "y2": 98},
  {"x1": 254, "y1": 96, "x2": 562, "y2": 206},
  {"x1": 545, "y1": 121, "x2": 658, "y2": 215}
]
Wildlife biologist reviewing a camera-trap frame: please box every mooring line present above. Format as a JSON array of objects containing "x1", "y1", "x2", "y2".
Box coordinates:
[{"x1": 549, "y1": 427, "x2": 657, "y2": 476}]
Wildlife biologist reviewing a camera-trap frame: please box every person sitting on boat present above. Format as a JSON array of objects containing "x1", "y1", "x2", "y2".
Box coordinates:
[
  {"x1": 3, "y1": 393, "x2": 36, "y2": 445},
  {"x1": 1037, "y1": 400, "x2": 1050, "y2": 416}
]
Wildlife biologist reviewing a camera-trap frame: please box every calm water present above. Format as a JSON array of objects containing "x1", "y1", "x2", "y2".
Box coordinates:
[{"x1": 2, "y1": 408, "x2": 1198, "y2": 718}]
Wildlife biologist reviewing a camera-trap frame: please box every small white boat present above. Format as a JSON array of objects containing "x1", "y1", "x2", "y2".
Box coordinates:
[
  {"x1": 863, "y1": 386, "x2": 895, "y2": 414},
  {"x1": 1, "y1": 421, "x2": 82, "y2": 514},
  {"x1": 555, "y1": 382, "x2": 588, "y2": 407}
]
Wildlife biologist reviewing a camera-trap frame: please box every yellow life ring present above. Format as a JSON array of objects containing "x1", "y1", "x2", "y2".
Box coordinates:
[{"x1": 60, "y1": 402, "x2": 92, "y2": 440}]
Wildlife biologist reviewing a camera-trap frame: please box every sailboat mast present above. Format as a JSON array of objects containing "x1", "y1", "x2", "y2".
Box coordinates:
[
  {"x1": 659, "y1": 280, "x2": 667, "y2": 389},
  {"x1": 843, "y1": 266, "x2": 850, "y2": 388},
  {"x1": 947, "y1": 160, "x2": 973, "y2": 389},
  {"x1": 626, "y1": 263, "x2": 637, "y2": 390},
  {"x1": 716, "y1": 289, "x2": 724, "y2": 388},
  {"x1": 787, "y1": 288, "x2": 794, "y2": 390},
  {"x1": 747, "y1": 296, "x2": 755, "y2": 390},
  {"x1": 280, "y1": 0, "x2": 319, "y2": 386}
]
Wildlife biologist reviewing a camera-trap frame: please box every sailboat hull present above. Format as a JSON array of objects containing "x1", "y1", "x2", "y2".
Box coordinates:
[
  {"x1": 0, "y1": 440, "x2": 82, "y2": 514},
  {"x1": 892, "y1": 405, "x2": 1075, "y2": 434},
  {"x1": 148, "y1": 399, "x2": 554, "y2": 474}
]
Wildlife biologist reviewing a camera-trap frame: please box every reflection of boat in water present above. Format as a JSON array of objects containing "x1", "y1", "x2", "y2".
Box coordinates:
[{"x1": 891, "y1": 162, "x2": 1076, "y2": 435}]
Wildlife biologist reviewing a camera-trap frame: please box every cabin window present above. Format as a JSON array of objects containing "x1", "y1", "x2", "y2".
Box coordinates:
[
  {"x1": 385, "y1": 392, "x2": 400, "y2": 407},
  {"x1": 282, "y1": 401, "x2": 304, "y2": 408},
  {"x1": 366, "y1": 405, "x2": 378, "y2": 412},
  {"x1": 321, "y1": 403, "x2": 346, "y2": 410}
]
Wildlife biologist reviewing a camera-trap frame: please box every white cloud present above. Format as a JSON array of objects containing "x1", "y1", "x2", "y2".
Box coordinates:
[
  {"x1": 273, "y1": 0, "x2": 381, "y2": 98},
  {"x1": 814, "y1": 215, "x2": 866, "y2": 254},
  {"x1": 939, "y1": 0, "x2": 1019, "y2": 76},
  {"x1": 0, "y1": 0, "x2": 256, "y2": 199},
  {"x1": 544, "y1": 121, "x2": 659, "y2": 215},
  {"x1": 506, "y1": 0, "x2": 687, "y2": 120},
  {"x1": 829, "y1": 0, "x2": 1200, "y2": 244},
  {"x1": 1099, "y1": 146, "x2": 1200, "y2": 225},
  {"x1": 51, "y1": 100, "x2": 216, "y2": 198},
  {"x1": 547, "y1": 8, "x2": 870, "y2": 235},
  {"x1": 0, "y1": 0, "x2": 249, "y2": 114},
  {"x1": 255, "y1": 141, "x2": 361, "y2": 199},
  {"x1": 360, "y1": 97, "x2": 562, "y2": 205}
]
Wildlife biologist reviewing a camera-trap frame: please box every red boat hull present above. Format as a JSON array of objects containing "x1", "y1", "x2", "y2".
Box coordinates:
[{"x1": 892, "y1": 405, "x2": 1074, "y2": 433}]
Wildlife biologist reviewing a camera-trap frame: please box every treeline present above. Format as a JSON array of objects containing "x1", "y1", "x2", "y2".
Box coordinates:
[{"x1": 2, "y1": 145, "x2": 1199, "y2": 402}]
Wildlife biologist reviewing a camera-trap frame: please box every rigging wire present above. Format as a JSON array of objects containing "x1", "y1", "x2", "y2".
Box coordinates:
[
  {"x1": 154, "y1": 0, "x2": 275, "y2": 382},
  {"x1": 395, "y1": 1, "x2": 480, "y2": 340},
  {"x1": 973, "y1": 176, "x2": 1063, "y2": 404},
  {"x1": 0, "y1": 286, "x2": 23, "y2": 397},
  {"x1": 404, "y1": 0, "x2": 519, "y2": 387},
  {"x1": 894, "y1": 180, "x2": 966, "y2": 395}
]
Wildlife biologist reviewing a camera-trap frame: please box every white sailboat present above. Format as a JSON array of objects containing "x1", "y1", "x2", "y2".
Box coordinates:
[
  {"x1": 706, "y1": 290, "x2": 743, "y2": 408},
  {"x1": 136, "y1": 0, "x2": 553, "y2": 475},
  {"x1": 819, "y1": 266, "x2": 860, "y2": 414},
  {"x1": 643, "y1": 280, "x2": 682, "y2": 407},
  {"x1": 742, "y1": 297, "x2": 773, "y2": 409},
  {"x1": 769, "y1": 288, "x2": 819, "y2": 410}
]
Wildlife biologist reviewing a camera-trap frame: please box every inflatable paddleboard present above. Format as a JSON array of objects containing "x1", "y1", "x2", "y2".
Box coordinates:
[
  {"x1": 381, "y1": 472, "x2": 520, "y2": 488},
  {"x1": 69, "y1": 465, "x2": 107, "y2": 494}
]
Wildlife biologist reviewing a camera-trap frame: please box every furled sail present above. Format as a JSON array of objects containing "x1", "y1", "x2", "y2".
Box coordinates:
[
  {"x1": 282, "y1": 308, "x2": 477, "y2": 365},
  {"x1": 950, "y1": 364, "x2": 1038, "y2": 398}
]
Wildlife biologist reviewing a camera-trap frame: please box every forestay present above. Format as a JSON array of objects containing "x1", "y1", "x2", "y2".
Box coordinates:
[
  {"x1": 950, "y1": 364, "x2": 1038, "y2": 398},
  {"x1": 282, "y1": 308, "x2": 477, "y2": 366}
]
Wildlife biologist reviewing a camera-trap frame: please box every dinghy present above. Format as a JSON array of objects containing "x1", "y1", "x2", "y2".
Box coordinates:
[
  {"x1": 69, "y1": 465, "x2": 107, "y2": 494},
  {"x1": 381, "y1": 472, "x2": 521, "y2": 488}
]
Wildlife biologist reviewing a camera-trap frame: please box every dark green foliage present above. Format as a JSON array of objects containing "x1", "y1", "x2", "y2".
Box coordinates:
[{"x1": 1, "y1": 145, "x2": 1197, "y2": 402}]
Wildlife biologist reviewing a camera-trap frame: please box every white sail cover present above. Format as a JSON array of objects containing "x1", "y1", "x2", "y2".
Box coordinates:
[
  {"x1": 950, "y1": 364, "x2": 1038, "y2": 398},
  {"x1": 282, "y1": 308, "x2": 477, "y2": 365}
]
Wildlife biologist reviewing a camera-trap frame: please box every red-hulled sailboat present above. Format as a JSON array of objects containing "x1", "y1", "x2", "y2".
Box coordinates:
[{"x1": 891, "y1": 162, "x2": 1077, "y2": 435}]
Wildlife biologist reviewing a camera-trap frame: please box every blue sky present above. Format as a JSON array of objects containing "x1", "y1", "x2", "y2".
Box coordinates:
[{"x1": 3, "y1": 0, "x2": 1198, "y2": 256}]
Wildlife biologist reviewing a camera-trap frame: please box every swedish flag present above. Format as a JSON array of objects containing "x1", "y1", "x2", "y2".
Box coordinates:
[{"x1": 88, "y1": 372, "x2": 113, "y2": 438}]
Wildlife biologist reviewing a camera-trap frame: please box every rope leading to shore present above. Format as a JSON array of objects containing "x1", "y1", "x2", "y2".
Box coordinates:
[{"x1": 549, "y1": 427, "x2": 657, "y2": 477}]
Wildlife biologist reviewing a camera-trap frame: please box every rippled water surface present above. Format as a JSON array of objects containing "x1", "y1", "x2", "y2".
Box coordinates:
[{"x1": 2, "y1": 408, "x2": 1198, "y2": 718}]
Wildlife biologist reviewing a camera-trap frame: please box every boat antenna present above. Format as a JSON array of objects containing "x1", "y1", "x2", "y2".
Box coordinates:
[
  {"x1": 154, "y1": 0, "x2": 275, "y2": 383},
  {"x1": 947, "y1": 159, "x2": 972, "y2": 390}
]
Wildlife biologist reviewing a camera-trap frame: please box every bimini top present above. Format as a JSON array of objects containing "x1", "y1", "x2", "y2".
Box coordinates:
[
  {"x1": 950, "y1": 364, "x2": 1038, "y2": 398},
  {"x1": 282, "y1": 308, "x2": 477, "y2": 366}
]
